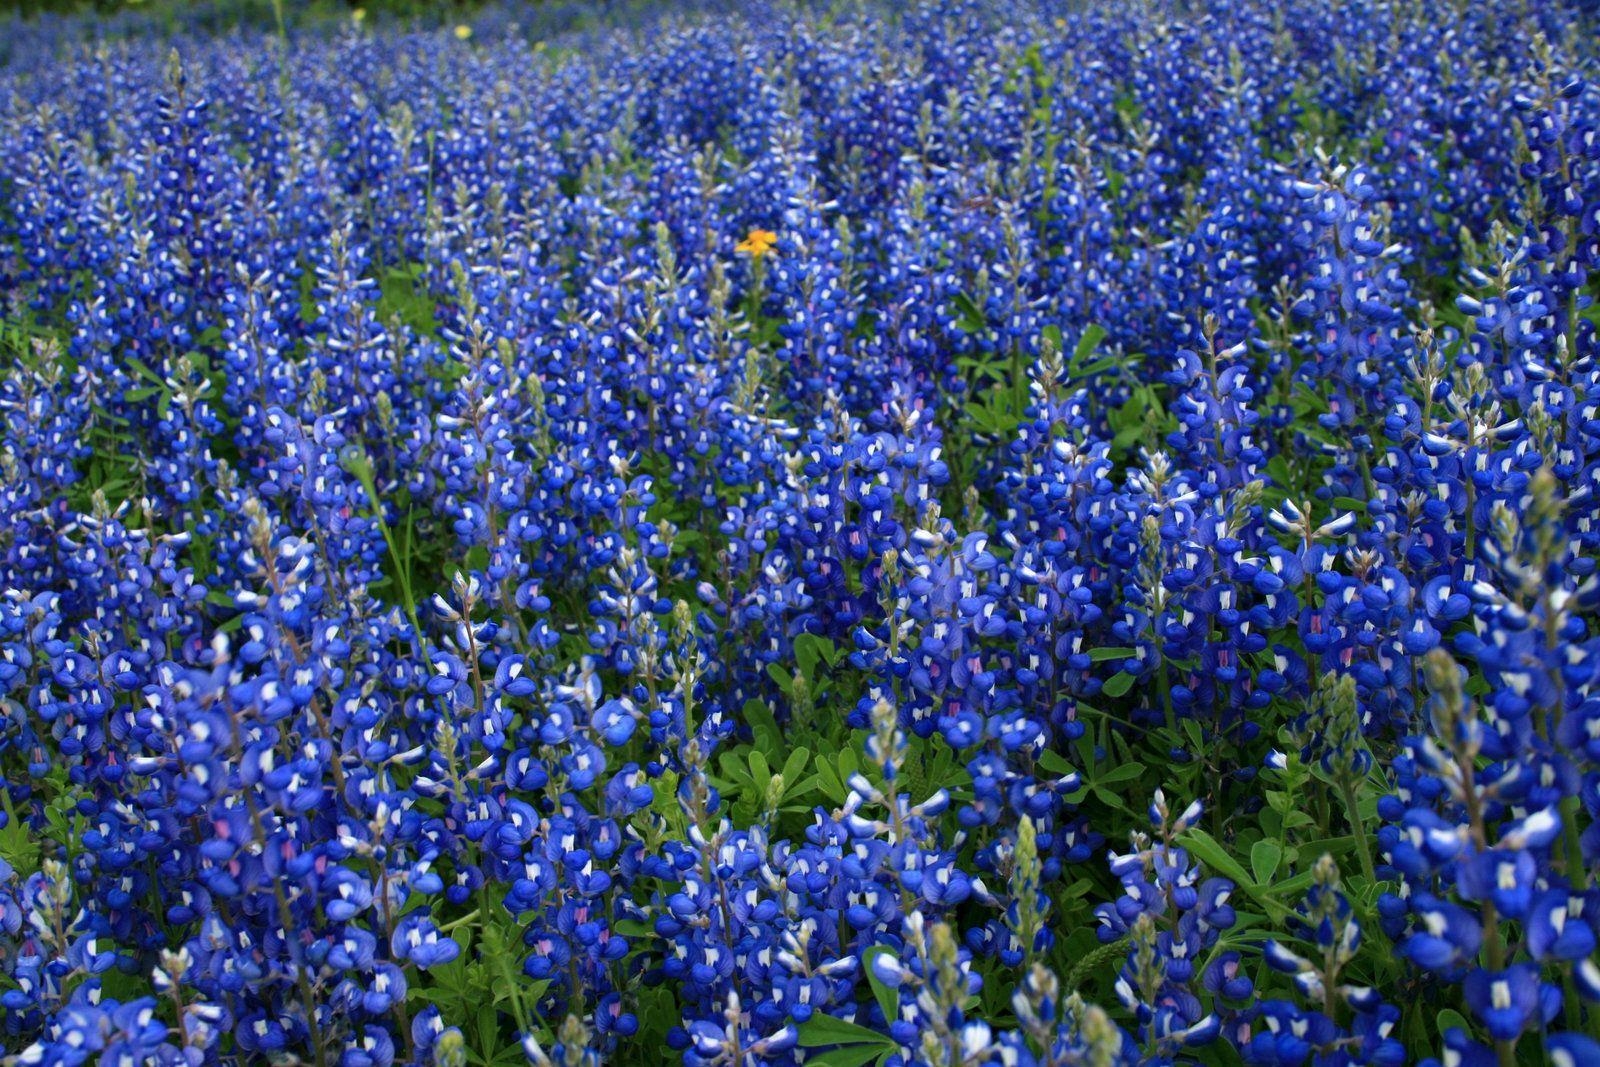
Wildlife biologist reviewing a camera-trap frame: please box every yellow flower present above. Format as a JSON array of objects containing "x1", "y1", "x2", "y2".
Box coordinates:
[
  {"x1": 454, "y1": 24, "x2": 473, "y2": 41},
  {"x1": 352, "y1": 8, "x2": 366, "y2": 22},
  {"x1": 735, "y1": 228, "x2": 778, "y2": 258}
]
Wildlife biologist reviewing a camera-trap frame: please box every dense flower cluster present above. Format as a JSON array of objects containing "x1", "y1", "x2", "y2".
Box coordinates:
[{"x1": 0, "y1": 0, "x2": 1598, "y2": 1064}]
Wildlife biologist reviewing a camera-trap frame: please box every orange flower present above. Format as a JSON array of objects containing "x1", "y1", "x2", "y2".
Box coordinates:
[{"x1": 735, "y1": 228, "x2": 778, "y2": 258}]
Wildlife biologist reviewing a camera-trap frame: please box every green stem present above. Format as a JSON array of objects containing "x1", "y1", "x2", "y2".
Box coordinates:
[
  {"x1": 270, "y1": 0, "x2": 291, "y2": 101},
  {"x1": 1336, "y1": 777, "x2": 1377, "y2": 884},
  {"x1": 439, "y1": 907, "x2": 481, "y2": 934},
  {"x1": 1153, "y1": 640, "x2": 1176, "y2": 735},
  {"x1": 349, "y1": 451, "x2": 426, "y2": 653}
]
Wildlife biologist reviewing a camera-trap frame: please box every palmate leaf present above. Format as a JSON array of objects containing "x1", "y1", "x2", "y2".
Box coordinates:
[
  {"x1": 1181, "y1": 828, "x2": 1293, "y2": 923},
  {"x1": 0, "y1": 810, "x2": 39, "y2": 872}
]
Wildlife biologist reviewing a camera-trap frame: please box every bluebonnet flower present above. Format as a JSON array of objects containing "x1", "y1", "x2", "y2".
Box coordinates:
[{"x1": 0, "y1": 4, "x2": 1596, "y2": 1065}]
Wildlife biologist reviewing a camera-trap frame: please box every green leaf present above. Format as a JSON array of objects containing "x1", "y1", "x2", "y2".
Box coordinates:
[
  {"x1": 1087, "y1": 647, "x2": 1138, "y2": 662},
  {"x1": 795, "y1": 634, "x2": 825, "y2": 680},
  {"x1": 1101, "y1": 671, "x2": 1135, "y2": 698},
  {"x1": 742, "y1": 698, "x2": 783, "y2": 755},
  {"x1": 718, "y1": 751, "x2": 753, "y2": 787},
  {"x1": 1091, "y1": 785, "x2": 1133, "y2": 813},
  {"x1": 1264, "y1": 868, "x2": 1317, "y2": 899},
  {"x1": 766, "y1": 663, "x2": 796, "y2": 695},
  {"x1": 1250, "y1": 840, "x2": 1283, "y2": 885},
  {"x1": 806, "y1": 1046, "x2": 890, "y2": 1067},
  {"x1": 795, "y1": 633, "x2": 841, "y2": 675},
  {"x1": 797, "y1": 1014, "x2": 895, "y2": 1050},
  {"x1": 1095, "y1": 762, "x2": 1147, "y2": 785},
  {"x1": 780, "y1": 747, "x2": 811, "y2": 793},
  {"x1": 815, "y1": 758, "x2": 847, "y2": 804},
  {"x1": 951, "y1": 291, "x2": 987, "y2": 334},
  {"x1": 124, "y1": 357, "x2": 168, "y2": 388},
  {"x1": 862, "y1": 946, "x2": 900, "y2": 1027},
  {"x1": 783, "y1": 775, "x2": 823, "y2": 805},
  {"x1": 1182, "y1": 828, "x2": 1258, "y2": 889},
  {"x1": 1072, "y1": 323, "x2": 1108, "y2": 364},
  {"x1": 0, "y1": 814, "x2": 40, "y2": 872},
  {"x1": 1070, "y1": 355, "x2": 1124, "y2": 379},
  {"x1": 1293, "y1": 835, "x2": 1357, "y2": 860},
  {"x1": 475, "y1": 1001, "x2": 501, "y2": 1058},
  {"x1": 1291, "y1": 385, "x2": 1331, "y2": 414},
  {"x1": 1036, "y1": 748, "x2": 1075, "y2": 776},
  {"x1": 1112, "y1": 424, "x2": 1146, "y2": 451}
]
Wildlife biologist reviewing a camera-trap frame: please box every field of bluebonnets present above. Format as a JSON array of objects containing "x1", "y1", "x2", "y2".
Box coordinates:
[{"x1": 2, "y1": 0, "x2": 1600, "y2": 1063}]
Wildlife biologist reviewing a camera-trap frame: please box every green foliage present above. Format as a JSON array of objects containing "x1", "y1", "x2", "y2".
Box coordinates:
[
  {"x1": 796, "y1": 1012, "x2": 897, "y2": 1067},
  {"x1": 410, "y1": 915, "x2": 551, "y2": 1067}
]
